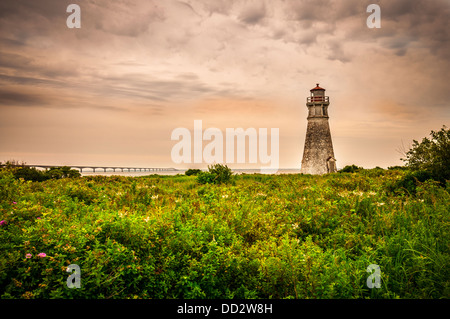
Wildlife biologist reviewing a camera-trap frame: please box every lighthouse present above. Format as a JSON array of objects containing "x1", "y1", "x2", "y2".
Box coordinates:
[{"x1": 300, "y1": 84, "x2": 337, "y2": 174}]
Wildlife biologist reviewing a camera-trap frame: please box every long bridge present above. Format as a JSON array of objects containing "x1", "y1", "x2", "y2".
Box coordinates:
[{"x1": 1, "y1": 164, "x2": 179, "y2": 173}]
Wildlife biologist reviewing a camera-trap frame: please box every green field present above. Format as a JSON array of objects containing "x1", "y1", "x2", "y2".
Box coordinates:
[{"x1": 0, "y1": 169, "x2": 449, "y2": 299}]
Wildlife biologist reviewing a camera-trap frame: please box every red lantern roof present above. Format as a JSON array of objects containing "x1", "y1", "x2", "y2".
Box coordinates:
[{"x1": 310, "y1": 83, "x2": 325, "y2": 91}]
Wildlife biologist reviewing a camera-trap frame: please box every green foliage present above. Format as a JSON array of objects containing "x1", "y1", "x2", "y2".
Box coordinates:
[
  {"x1": 0, "y1": 170, "x2": 448, "y2": 299},
  {"x1": 0, "y1": 170, "x2": 20, "y2": 202},
  {"x1": 339, "y1": 164, "x2": 363, "y2": 173},
  {"x1": 2, "y1": 165, "x2": 81, "y2": 182},
  {"x1": 13, "y1": 167, "x2": 48, "y2": 182},
  {"x1": 402, "y1": 125, "x2": 450, "y2": 183},
  {"x1": 387, "y1": 166, "x2": 408, "y2": 171},
  {"x1": 196, "y1": 164, "x2": 233, "y2": 185},
  {"x1": 45, "y1": 167, "x2": 81, "y2": 179},
  {"x1": 185, "y1": 169, "x2": 202, "y2": 176},
  {"x1": 196, "y1": 171, "x2": 216, "y2": 184},
  {"x1": 389, "y1": 170, "x2": 434, "y2": 195}
]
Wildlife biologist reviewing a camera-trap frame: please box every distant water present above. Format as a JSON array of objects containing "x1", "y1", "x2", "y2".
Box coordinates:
[{"x1": 81, "y1": 168, "x2": 302, "y2": 177}]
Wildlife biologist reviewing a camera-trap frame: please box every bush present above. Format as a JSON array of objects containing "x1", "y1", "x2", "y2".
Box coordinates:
[
  {"x1": 13, "y1": 167, "x2": 48, "y2": 182},
  {"x1": 389, "y1": 170, "x2": 434, "y2": 195},
  {"x1": 387, "y1": 166, "x2": 408, "y2": 171},
  {"x1": 402, "y1": 125, "x2": 450, "y2": 184},
  {"x1": 45, "y1": 167, "x2": 81, "y2": 179},
  {"x1": 196, "y1": 164, "x2": 233, "y2": 185},
  {"x1": 9, "y1": 166, "x2": 81, "y2": 182},
  {"x1": 196, "y1": 171, "x2": 216, "y2": 184},
  {"x1": 0, "y1": 170, "x2": 20, "y2": 202},
  {"x1": 185, "y1": 169, "x2": 202, "y2": 176},
  {"x1": 339, "y1": 165, "x2": 363, "y2": 173}
]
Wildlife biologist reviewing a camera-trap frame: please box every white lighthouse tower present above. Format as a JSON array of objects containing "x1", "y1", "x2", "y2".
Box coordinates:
[{"x1": 300, "y1": 84, "x2": 337, "y2": 174}]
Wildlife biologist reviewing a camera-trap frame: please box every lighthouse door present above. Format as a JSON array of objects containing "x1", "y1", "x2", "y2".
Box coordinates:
[{"x1": 327, "y1": 157, "x2": 337, "y2": 173}]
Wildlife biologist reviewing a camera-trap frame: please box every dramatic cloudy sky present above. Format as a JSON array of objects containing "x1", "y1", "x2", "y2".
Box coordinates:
[{"x1": 0, "y1": 0, "x2": 449, "y2": 170}]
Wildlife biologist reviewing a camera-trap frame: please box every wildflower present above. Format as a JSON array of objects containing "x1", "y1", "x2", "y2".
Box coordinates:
[
  {"x1": 13, "y1": 278, "x2": 22, "y2": 287},
  {"x1": 12, "y1": 201, "x2": 17, "y2": 205},
  {"x1": 376, "y1": 202, "x2": 385, "y2": 207},
  {"x1": 37, "y1": 253, "x2": 47, "y2": 258},
  {"x1": 25, "y1": 253, "x2": 32, "y2": 259},
  {"x1": 256, "y1": 192, "x2": 266, "y2": 197},
  {"x1": 22, "y1": 291, "x2": 34, "y2": 299},
  {"x1": 0, "y1": 220, "x2": 6, "y2": 226},
  {"x1": 151, "y1": 195, "x2": 159, "y2": 199},
  {"x1": 292, "y1": 223, "x2": 299, "y2": 229}
]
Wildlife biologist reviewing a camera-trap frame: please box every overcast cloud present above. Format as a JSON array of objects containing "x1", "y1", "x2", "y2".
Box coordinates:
[{"x1": 0, "y1": 0, "x2": 449, "y2": 168}]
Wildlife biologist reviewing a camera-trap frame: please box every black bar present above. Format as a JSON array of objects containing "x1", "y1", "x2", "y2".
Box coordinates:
[{"x1": 0, "y1": 299, "x2": 446, "y2": 318}]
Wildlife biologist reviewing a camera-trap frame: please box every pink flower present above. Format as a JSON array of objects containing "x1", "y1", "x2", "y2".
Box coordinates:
[
  {"x1": 0, "y1": 220, "x2": 6, "y2": 226},
  {"x1": 37, "y1": 253, "x2": 46, "y2": 258},
  {"x1": 26, "y1": 253, "x2": 32, "y2": 259},
  {"x1": 12, "y1": 202, "x2": 17, "y2": 205}
]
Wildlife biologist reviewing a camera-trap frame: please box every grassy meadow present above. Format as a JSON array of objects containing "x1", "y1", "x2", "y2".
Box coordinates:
[{"x1": 0, "y1": 168, "x2": 449, "y2": 299}]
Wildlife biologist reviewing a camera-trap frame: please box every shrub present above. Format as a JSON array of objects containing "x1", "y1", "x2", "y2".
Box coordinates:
[
  {"x1": 45, "y1": 167, "x2": 81, "y2": 179},
  {"x1": 13, "y1": 167, "x2": 48, "y2": 182},
  {"x1": 339, "y1": 165, "x2": 363, "y2": 173},
  {"x1": 401, "y1": 125, "x2": 450, "y2": 184},
  {"x1": 389, "y1": 170, "x2": 434, "y2": 195},
  {"x1": 197, "y1": 164, "x2": 233, "y2": 185},
  {"x1": 387, "y1": 166, "x2": 408, "y2": 171},
  {"x1": 0, "y1": 170, "x2": 20, "y2": 202},
  {"x1": 362, "y1": 167, "x2": 385, "y2": 178},
  {"x1": 196, "y1": 171, "x2": 216, "y2": 184},
  {"x1": 9, "y1": 166, "x2": 81, "y2": 182},
  {"x1": 185, "y1": 169, "x2": 202, "y2": 176},
  {"x1": 208, "y1": 164, "x2": 233, "y2": 184}
]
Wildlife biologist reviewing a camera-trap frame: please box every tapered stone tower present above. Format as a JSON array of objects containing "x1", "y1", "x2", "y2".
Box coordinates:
[{"x1": 300, "y1": 84, "x2": 337, "y2": 174}]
